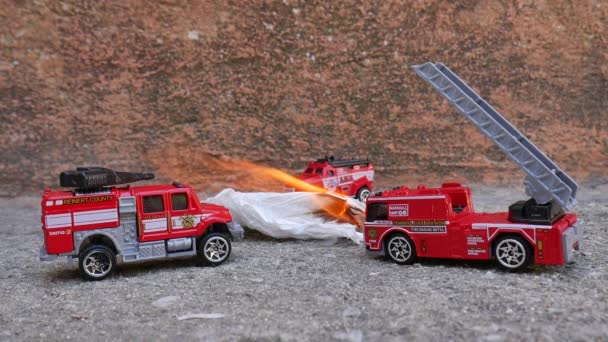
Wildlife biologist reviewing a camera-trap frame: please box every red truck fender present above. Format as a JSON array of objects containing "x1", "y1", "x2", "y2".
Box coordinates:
[{"x1": 351, "y1": 177, "x2": 372, "y2": 193}]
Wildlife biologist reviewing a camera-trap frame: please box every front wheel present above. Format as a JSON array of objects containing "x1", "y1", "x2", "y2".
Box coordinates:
[
  {"x1": 385, "y1": 234, "x2": 416, "y2": 265},
  {"x1": 78, "y1": 245, "x2": 116, "y2": 281},
  {"x1": 356, "y1": 187, "x2": 371, "y2": 203},
  {"x1": 198, "y1": 233, "x2": 231, "y2": 266},
  {"x1": 494, "y1": 235, "x2": 533, "y2": 271}
]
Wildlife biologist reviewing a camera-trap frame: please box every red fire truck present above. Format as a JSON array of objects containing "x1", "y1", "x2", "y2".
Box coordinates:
[
  {"x1": 40, "y1": 167, "x2": 243, "y2": 280},
  {"x1": 364, "y1": 63, "x2": 581, "y2": 271},
  {"x1": 364, "y1": 183, "x2": 580, "y2": 271},
  {"x1": 297, "y1": 156, "x2": 374, "y2": 202}
]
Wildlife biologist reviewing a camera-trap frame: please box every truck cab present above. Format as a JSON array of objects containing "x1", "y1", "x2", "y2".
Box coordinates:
[
  {"x1": 128, "y1": 184, "x2": 232, "y2": 243},
  {"x1": 297, "y1": 156, "x2": 374, "y2": 202},
  {"x1": 300, "y1": 162, "x2": 336, "y2": 188}
]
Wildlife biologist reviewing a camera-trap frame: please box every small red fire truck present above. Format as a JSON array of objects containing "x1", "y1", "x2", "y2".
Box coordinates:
[
  {"x1": 364, "y1": 183, "x2": 580, "y2": 271},
  {"x1": 297, "y1": 156, "x2": 374, "y2": 202},
  {"x1": 364, "y1": 62, "x2": 581, "y2": 271},
  {"x1": 40, "y1": 167, "x2": 243, "y2": 280}
]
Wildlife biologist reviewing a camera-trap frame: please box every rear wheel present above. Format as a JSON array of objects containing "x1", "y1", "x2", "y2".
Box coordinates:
[
  {"x1": 198, "y1": 233, "x2": 231, "y2": 266},
  {"x1": 356, "y1": 187, "x2": 371, "y2": 203},
  {"x1": 385, "y1": 234, "x2": 416, "y2": 265},
  {"x1": 78, "y1": 245, "x2": 116, "y2": 281},
  {"x1": 494, "y1": 235, "x2": 533, "y2": 271}
]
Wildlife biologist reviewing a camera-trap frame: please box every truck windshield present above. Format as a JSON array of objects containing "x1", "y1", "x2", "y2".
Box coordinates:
[
  {"x1": 315, "y1": 168, "x2": 323, "y2": 174},
  {"x1": 447, "y1": 192, "x2": 470, "y2": 214},
  {"x1": 304, "y1": 168, "x2": 313, "y2": 174}
]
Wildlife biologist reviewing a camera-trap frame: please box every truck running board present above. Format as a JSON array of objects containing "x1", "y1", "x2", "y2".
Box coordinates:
[{"x1": 412, "y1": 62, "x2": 577, "y2": 210}]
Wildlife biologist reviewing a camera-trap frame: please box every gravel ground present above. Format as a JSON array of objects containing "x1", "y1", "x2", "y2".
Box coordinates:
[{"x1": 1, "y1": 186, "x2": 607, "y2": 341}]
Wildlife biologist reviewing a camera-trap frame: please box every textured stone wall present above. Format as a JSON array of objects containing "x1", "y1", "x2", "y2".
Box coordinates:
[{"x1": 1, "y1": 0, "x2": 607, "y2": 195}]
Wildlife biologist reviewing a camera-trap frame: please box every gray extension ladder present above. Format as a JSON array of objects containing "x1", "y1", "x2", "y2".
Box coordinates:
[{"x1": 412, "y1": 62, "x2": 577, "y2": 210}]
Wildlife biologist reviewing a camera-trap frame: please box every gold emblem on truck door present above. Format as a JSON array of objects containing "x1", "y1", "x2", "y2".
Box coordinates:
[{"x1": 181, "y1": 215, "x2": 195, "y2": 228}]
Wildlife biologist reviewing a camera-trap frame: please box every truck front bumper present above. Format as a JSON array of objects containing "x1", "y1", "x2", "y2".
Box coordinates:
[
  {"x1": 562, "y1": 222, "x2": 582, "y2": 264},
  {"x1": 227, "y1": 221, "x2": 245, "y2": 241}
]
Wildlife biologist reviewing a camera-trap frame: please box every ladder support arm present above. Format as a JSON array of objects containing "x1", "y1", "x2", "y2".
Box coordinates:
[{"x1": 412, "y1": 62, "x2": 577, "y2": 210}]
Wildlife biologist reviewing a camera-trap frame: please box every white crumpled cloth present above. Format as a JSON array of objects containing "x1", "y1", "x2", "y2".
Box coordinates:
[{"x1": 206, "y1": 189, "x2": 364, "y2": 244}]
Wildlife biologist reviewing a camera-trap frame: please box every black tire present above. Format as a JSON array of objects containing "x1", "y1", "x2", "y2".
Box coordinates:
[
  {"x1": 356, "y1": 187, "x2": 371, "y2": 203},
  {"x1": 198, "y1": 233, "x2": 231, "y2": 267},
  {"x1": 493, "y1": 235, "x2": 533, "y2": 272},
  {"x1": 384, "y1": 233, "x2": 416, "y2": 265},
  {"x1": 78, "y1": 245, "x2": 116, "y2": 281}
]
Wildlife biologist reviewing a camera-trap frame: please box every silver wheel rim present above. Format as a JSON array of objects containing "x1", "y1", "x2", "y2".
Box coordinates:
[
  {"x1": 204, "y1": 237, "x2": 229, "y2": 263},
  {"x1": 83, "y1": 251, "x2": 112, "y2": 278},
  {"x1": 359, "y1": 189, "x2": 371, "y2": 203},
  {"x1": 496, "y1": 239, "x2": 526, "y2": 269},
  {"x1": 388, "y1": 236, "x2": 412, "y2": 262}
]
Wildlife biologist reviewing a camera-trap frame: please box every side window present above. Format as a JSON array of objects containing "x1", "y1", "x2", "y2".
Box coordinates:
[
  {"x1": 171, "y1": 193, "x2": 188, "y2": 211},
  {"x1": 366, "y1": 203, "x2": 388, "y2": 221},
  {"x1": 305, "y1": 168, "x2": 313, "y2": 174},
  {"x1": 143, "y1": 195, "x2": 164, "y2": 213},
  {"x1": 315, "y1": 168, "x2": 323, "y2": 174},
  {"x1": 328, "y1": 170, "x2": 335, "y2": 176}
]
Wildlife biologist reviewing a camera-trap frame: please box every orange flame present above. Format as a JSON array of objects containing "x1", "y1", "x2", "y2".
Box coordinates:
[
  {"x1": 216, "y1": 159, "x2": 364, "y2": 227},
  {"x1": 150, "y1": 151, "x2": 365, "y2": 228}
]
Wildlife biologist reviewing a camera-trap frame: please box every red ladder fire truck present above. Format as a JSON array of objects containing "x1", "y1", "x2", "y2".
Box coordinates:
[
  {"x1": 364, "y1": 62, "x2": 581, "y2": 271},
  {"x1": 297, "y1": 156, "x2": 374, "y2": 202},
  {"x1": 40, "y1": 167, "x2": 243, "y2": 280}
]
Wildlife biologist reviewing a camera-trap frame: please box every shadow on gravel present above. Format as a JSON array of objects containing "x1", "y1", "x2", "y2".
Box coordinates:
[
  {"x1": 114, "y1": 258, "x2": 198, "y2": 278},
  {"x1": 416, "y1": 258, "x2": 497, "y2": 270},
  {"x1": 241, "y1": 228, "x2": 277, "y2": 241},
  {"x1": 44, "y1": 268, "x2": 82, "y2": 282},
  {"x1": 43, "y1": 258, "x2": 204, "y2": 282},
  {"x1": 369, "y1": 255, "x2": 567, "y2": 274},
  {"x1": 242, "y1": 228, "x2": 359, "y2": 247}
]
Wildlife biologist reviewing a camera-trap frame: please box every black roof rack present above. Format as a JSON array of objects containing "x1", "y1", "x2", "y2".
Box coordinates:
[
  {"x1": 60, "y1": 167, "x2": 155, "y2": 190},
  {"x1": 315, "y1": 155, "x2": 371, "y2": 168}
]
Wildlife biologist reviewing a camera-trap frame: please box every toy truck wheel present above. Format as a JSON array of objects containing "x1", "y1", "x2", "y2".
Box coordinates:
[
  {"x1": 493, "y1": 235, "x2": 533, "y2": 271},
  {"x1": 78, "y1": 245, "x2": 116, "y2": 281},
  {"x1": 356, "y1": 187, "x2": 371, "y2": 203},
  {"x1": 385, "y1": 234, "x2": 416, "y2": 265},
  {"x1": 198, "y1": 233, "x2": 231, "y2": 266}
]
